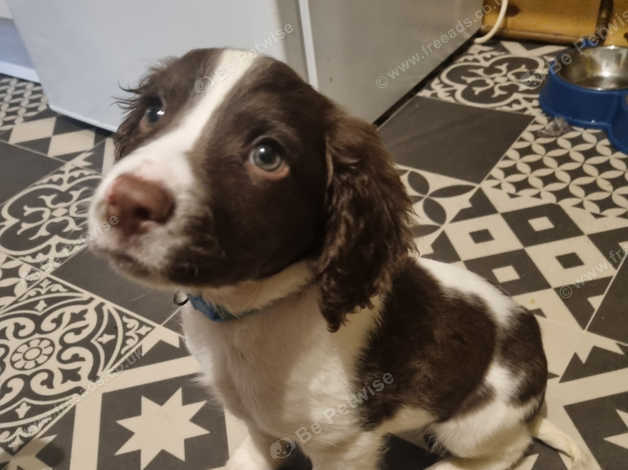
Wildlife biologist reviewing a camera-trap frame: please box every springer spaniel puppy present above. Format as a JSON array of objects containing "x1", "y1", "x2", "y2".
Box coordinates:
[{"x1": 88, "y1": 48, "x2": 591, "y2": 470}]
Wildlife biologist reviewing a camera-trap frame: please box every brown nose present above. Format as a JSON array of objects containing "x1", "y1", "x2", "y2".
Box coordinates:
[{"x1": 105, "y1": 174, "x2": 174, "y2": 236}]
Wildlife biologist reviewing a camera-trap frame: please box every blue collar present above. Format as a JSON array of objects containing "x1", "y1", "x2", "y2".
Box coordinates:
[{"x1": 187, "y1": 294, "x2": 258, "y2": 322}]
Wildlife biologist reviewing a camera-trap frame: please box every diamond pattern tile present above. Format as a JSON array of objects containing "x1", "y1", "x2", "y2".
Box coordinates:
[{"x1": 0, "y1": 75, "x2": 48, "y2": 132}]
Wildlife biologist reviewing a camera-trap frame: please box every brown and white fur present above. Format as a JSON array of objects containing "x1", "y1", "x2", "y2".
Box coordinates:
[{"x1": 88, "y1": 48, "x2": 592, "y2": 470}]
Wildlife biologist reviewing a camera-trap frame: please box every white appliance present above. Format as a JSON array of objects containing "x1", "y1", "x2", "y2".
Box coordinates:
[
  {"x1": 7, "y1": 0, "x2": 483, "y2": 130},
  {"x1": 0, "y1": 0, "x2": 38, "y2": 81}
]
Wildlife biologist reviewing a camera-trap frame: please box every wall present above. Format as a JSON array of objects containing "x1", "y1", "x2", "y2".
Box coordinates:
[
  {"x1": 0, "y1": 0, "x2": 12, "y2": 19},
  {"x1": 8, "y1": 0, "x2": 305, "y2": 131}
]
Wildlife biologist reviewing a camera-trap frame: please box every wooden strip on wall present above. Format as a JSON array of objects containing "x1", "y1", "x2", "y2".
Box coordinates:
[{"x1": 481, "y1": 0, "x2": 601, "y2": 43}]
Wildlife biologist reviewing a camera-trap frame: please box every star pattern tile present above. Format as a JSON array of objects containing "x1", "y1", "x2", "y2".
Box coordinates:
[
  {"x1": 6, "y1": 325, "x2": 229, "y2": 470},
  {"x1": 116, "y1": 388, "x2": 209, "y2": 469}
]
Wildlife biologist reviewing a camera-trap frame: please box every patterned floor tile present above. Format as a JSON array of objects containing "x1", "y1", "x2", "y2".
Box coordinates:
[
  {"x1": 0, "y1": 75, "x2": 48, "y2": 132},
  {"x1": 382, "y1": 96, "x2": 533, "y2": 183},
  {"x1": 2, "y1": 325, "x2": 228, "y2": 470},
  {"x1": 0, "y1": 113, "x2": 110, "y2": 162},
  {"x1": 397, "y1": 165, "x2": 477, "y2": 255},
  {"x1": 565, "y1": 390, "x2": 628, "y2": 470},
  {"x1": 417, "y1": 40, "x2": 565, "y2": 117},
  {"x1": 486, "y1": 115, "x2": 628, "y2": 219},
  {"x1": 429, "y1": 185, "x2": 628, "y2": 330},
  {"x1": 538, "y1": 318, "x2": 628, "y2": 470},
  {"x1": 526, "y1": 236, "x2": 615, "y2": 288},
  {"x1": 0, "y1": 148, "x2": 102, "y2": 271},
  {"x1": 0, "y1": 276, "x2": 156, "y2": 457},
  {"x1": 53, "y1": 249, "x2": 175, "y2": 324},
  {"x1": 0, "y1": 142, "x2": 61, "y2": 206},
  {"x1": 588, "y1": 257, "x2": 628, "y2": 345},
  {"x1": 0, "y1": 251, "x2": 46, "y2": 311}
]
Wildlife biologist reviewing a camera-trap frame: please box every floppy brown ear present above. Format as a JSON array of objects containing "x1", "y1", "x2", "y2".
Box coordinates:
[{"x1": 316, "y1": 112, "x2": 413, "y2": 332}]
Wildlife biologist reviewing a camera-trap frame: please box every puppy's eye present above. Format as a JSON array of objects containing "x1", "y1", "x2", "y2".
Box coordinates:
[
  {"x1": 249, "y1": 142, "x2": 284, "y2": 172},
  {"x1": 144, "y1": 100, "x2": 165, "y2": 124}
]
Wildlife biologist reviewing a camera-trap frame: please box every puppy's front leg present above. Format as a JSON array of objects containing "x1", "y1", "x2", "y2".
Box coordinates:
[
  {"x1": 307, "y1": 432, "x2": 385, "y2": 470},
  {"x1": 226, "y1": 427, "x2": 282, "y2": 470}
]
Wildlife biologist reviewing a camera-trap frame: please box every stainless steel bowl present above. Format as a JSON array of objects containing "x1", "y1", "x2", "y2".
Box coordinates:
[{"x1": 558, "y1": 46, "x2": 628, "y2": 91}]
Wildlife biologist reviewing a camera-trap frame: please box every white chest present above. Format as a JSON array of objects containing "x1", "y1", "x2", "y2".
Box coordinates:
[{"x1": 181, "y1": 291, "x2": 377, "y2": 442}]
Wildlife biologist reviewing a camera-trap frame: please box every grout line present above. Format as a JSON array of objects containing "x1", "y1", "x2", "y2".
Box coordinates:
[
  {"x1": 411, "y1": 93, "x2": 543, "y2": 120},
  {"x1": 161, "y1": 307, "x2": 185, "y2": 337},
  {"x1": 585, "y1": 251, "x2": 627, "y2": 332}
]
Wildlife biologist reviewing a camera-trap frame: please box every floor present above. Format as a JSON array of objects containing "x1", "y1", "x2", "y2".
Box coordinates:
[{"x1": 0, "y1": 39, "x2": 627, "y2": 470}]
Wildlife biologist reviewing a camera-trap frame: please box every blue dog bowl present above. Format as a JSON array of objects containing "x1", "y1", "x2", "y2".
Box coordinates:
[{"x1": 540, "y1": 46, "x2": 628, "y2": 153}]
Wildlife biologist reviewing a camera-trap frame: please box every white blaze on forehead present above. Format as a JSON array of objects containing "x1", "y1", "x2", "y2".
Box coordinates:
[
  {"x1": 166, "y1": 49, "x2": 259, "y2": 151},
  {"x1": 93, "y1": 49, "x2": 259, "y2": 199},
  {"x1": 88, "y1": 49, "x2": 259, "y2": 271}
]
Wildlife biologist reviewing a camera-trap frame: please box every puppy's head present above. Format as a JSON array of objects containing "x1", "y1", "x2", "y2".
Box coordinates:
[{"x1": 89, "y1": 48, "x2": 412, "y2": 331}]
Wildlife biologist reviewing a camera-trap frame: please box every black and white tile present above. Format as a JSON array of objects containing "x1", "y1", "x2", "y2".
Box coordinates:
[
  {"x1": 0, "y1": 75, "x2": 48, "y2": 132},
  {"x1": 0, "y1": 148, "x2": 102, "y2": 272},
  {"x1": 429, "y1": 185, "x2": 628, "y2": 333},
  {"x1": 398, "y1": 165, "x2": 477, "y2": 255},
  {"x1": 0, "y1": 113, "x2": 110, "y2": 162},
  {"x1": 0, "y1": 277, "x2": 156, "y2": 457},
  {"x1": 417, "y1": 40, "x2": 565, "y2": 116},
  {"x1": 0, "y1": 251, "x2": 44, "y2": 310},
  {"x1": 2, "y1": 323, "x2": 234, "y2": 470},
  {"x1": 486, "y1": 115, "x2": 628, "y2": 219}
]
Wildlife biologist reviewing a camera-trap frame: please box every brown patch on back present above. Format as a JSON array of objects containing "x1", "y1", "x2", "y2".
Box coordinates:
[{"x1": 356, "y1": 258, "x2": 497, "y2": 428}]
